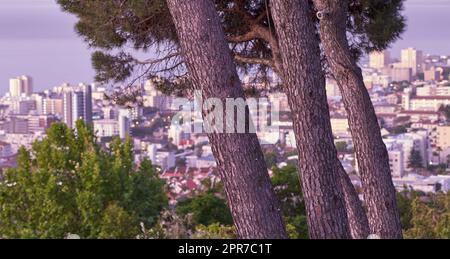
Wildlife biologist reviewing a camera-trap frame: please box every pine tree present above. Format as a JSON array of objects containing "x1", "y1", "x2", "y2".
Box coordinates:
[
  {"x1": 57, "y1": 0, "x2": 406, "y2": 239},
  {"x1": 312, "y1": 0, "x2": 404, "y2": 238},
  {"x1": 166, "y1": 0, "x2": 287, "y2": 239}
]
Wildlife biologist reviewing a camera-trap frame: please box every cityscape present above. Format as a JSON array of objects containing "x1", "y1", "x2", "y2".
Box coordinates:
[
  {"x1": 1, "y1": 0, "x2": 450, "y2": 243},
  {"x1": 2, "y1": 47, "x2": 450, "y2": 197}
]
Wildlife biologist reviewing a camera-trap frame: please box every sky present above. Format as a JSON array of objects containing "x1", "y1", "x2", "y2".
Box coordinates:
[{"x1": 1, "y1": 0, "x2": 450, "y2": 94}]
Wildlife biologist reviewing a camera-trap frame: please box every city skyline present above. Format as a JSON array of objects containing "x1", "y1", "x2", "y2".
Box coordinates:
[
  {"x1": 0, "y1": 1, "x2": 450, "y2": 240},
  {"x1": 1, "y1": 0, "x2": 450, "y2": 94}
]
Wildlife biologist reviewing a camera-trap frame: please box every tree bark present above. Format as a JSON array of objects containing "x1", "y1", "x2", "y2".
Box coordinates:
[
  {"x1": 338, "y1": 162, "x2": 370, "y2": 239},
  {"x1": 166, "y1": 0, "x2": 287, "y2": 239},
  {"x1": 271, "y1": 0, "x2": 364, "y2": 239},
  {"x1": 312, "y1": 0, "x2": 403, "y2": 239}
]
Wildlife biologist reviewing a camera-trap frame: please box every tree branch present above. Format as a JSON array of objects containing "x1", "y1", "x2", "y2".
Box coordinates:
[{"x1": 233, "y1": 54, "x2": 274, "y2": 67}]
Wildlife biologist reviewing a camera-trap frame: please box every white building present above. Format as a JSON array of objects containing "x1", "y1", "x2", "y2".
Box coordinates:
[
  {"x1": 118, "y1": 108, "x2": 131, "y2": 139},
  {"x1": 94, "y1": 120, "x2": 119, "y2": 138},
  {"x1": 155, "y1": 151, "x2": 175, "y2": 170},
  {"x1": 393, "y1": 174, "x2": 450, "y2": 193},
  {"x1": 168, "y1": 125, "x2": 184, "y2": 146},
  {"x1": 384, "y1": 130, "x2": 430, "y2": 172},
  {"x1": 63, "y1": 84, "x2": 93, "y2": 128},
  {"x1": 370, "y1": 50, "x2": 391, "y2": 70},
  {"x1": 330, "y1": 117, "x2": 350, "y2": 136},
  {"x1": 403, "y1": 87, "x2": 450, "y2": 111},
  {"x1": 386, "y1": 143, "x2": 405, "y2": 178},
  {"x1": 9, "y1": 76, "x2": 33, "y2": 97},
  {"x1": 401, "y1": 47, "x2": 423, "y2": 76},
  {"x1": 11, "y1": 99, "x2": 36, "y2": 115}
]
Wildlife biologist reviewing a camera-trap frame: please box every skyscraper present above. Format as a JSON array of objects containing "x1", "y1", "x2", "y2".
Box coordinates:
[
  {"x1": 62, "y1": 84, "x2": 93, "y2": 128},
  {"x1": 369, "y1": 50, "x2": 391, "y2": 70},
  {"x1": 118, "y1": 108, "x2": 131, "y2": 139},
  {"x1": 20, "y1": 76, "x2": 33, "y2": 96},
  {"x1": 401, "y1": 47, "x2": 423, "y2": 76},
  {"x1": 9, "y1": 76, "x2": 33, "y2": 97}
]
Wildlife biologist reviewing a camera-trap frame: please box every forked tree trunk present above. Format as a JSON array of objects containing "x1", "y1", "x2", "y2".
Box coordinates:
[
  {"x1": 313, "y1": 0, "x2": 403, "y2": 239},
  {"x1": 167, "y1": 0, "x2": 287, "y2": 239},
  {"x1": 271, "y1": 0, "x2": 358, "y2": 239}
]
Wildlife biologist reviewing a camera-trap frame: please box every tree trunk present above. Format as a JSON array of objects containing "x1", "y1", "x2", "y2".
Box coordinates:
[
  {"x1": 166, "y1": 0, "x2": 287, "y2": 239},
  {"x1": 271, "y1": 0, "x2": 363, "y2": 239},
  {"x1": 312, "y1": 0, "x2": 403, "y2": 239},
  {"x1": 338, "y1": 162, "x2": 370, "y2": 239}
]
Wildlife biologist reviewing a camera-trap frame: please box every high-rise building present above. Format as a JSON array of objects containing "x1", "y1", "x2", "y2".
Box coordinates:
[
  {"x1": 9, "y1": 76, "x2": 33, "y2": 97},
  {"x1": 20, "y1": 76, "x2": 33, "y2": 96},
  {"x1": 11, "y1": 100, "x2": 36, "y2": 115},
  {"x1": 369, "y1": 50, "x2": 391, "y2": 69},
  {"x1": 43, "y1": 98, "x2": 64, "y2": 118},
  {"x1": 118, "y1": 108, "x2": 131, "y2": 139},
  {"x1": 63, "y1": 92, "x2": 72, "y2": 127},
  {"x1": 62, "y1": 84, "x2": 93, "y2": 128},
  {"x1": 401, "y1": 48, "x2": 423, "y2": 76},
  {"x1": 9, "y1": 78, "x2": 22, "y2": 97},
  {"x1": 436, "y1": 126, "x2": 450, "y2": 151},
  {"x1": 93, "y1": 120, "x2": 119, "y2": 137},
  {"x1": 383, "y1": 65, "x2": 412, "y2": 82}
]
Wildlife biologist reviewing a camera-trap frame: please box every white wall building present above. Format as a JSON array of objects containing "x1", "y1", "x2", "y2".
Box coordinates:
[
  {"x1": 94, "y1": 120, "x2": 119, "y2": 138},
  {"x1": 9, "y1": 76, "x2": 33, "y2": 97}
]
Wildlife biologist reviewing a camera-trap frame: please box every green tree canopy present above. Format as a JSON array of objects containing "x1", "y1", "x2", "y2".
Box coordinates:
[
  {"x1": 57, "y1": 0, "x2": 405, "y2": 92},
  {"x1": 271, "y1": 166, "x2": 308, "y2": 239},
  {"x1": 176, "y1": 193, "x2": 233, "y2": 227},
  {"x1": 0, "y1": 122, "x2": 167, "y2": 239}
]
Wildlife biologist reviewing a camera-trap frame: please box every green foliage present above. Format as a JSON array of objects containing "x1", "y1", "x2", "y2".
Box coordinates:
[
  {"x1": 98, "y1": 203, "x2": 138, "y2": 239},
  {"x1": 397, "y1": 191, "x2": 414, "y2": 230},
  {"x1": 264, "y1": 150, "x2": 278, "y2": 169},
  {"x1": 92, "y1": 51, "x2": 135, "y2": 83},
  {"x1": 271, "y1": 166, "x2": 305, "y2": 217},
  {"x1": 0, "y1": 122, "x2": 167, "y2": 239},
  {"x1": 398, "y1": 191, "x2": 450, "y2": 239},
  {"x1": 176, "y1": 193, "x2": 233, "y2": 227},
  {"x1": 147, "y1": 165, "x2": 309, "y2": 239},
  {"x1": 142, "y1": 209, "x2": 237, "y2": 239},
  {"x1": 335, "y1": 141, "x2": 348, "y2": 152},
  {"x1": 271, "y1": 166, "x2": 308, "y2": 238},
  {"x1": 348, "y1": 0, "x2": 406, "y2": 55},
  {"x1": 285, "y1": 215, "x2": 309, "y2": 240},
  {"x1": 192, "y1": 224, "x2": 237, "y2": 239},
  {"x1": 57, "y1": 0, "x2": 406, "y2": 85},
  {"x1": 141, "y1": 210, "x2": 193, "y2": 239}
]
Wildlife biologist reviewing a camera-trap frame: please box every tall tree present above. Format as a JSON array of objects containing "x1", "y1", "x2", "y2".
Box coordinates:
[
  {"x1": 166, "y1": 0, "x2": 287, "y2": 239},
  {"x1": 270, "y1": 0, "x2": 369, "y2": 239},
  {"x1": 0, "y1": 122, "x2": 167, "y2": 239},
  {"x1": 312, "y1": 0, "x2": 403, "y2": 238},
  {"x1": 58, "y1": 0, "x2": 405, "y2": 239}
]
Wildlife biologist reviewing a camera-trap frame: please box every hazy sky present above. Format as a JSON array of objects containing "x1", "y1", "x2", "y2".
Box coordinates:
[{"x1": 1, "y1": 0, "x2": 450, "y2": 94}]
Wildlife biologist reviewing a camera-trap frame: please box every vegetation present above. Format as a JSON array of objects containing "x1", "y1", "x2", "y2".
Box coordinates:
[
  {"x1": 398, "y1": 190, "x2": 450, "y2": 239},
  {"x1": 0, "y1": 122, "x2": 167, "y2": 239},
  {"x1": 335, "y1": 142, "x2": 349, "y2": 152},
  {"x1": 176, "y1": 193, "x2": 233, "y2": 227},
  {"x1": 57, "y1": 0, "x2": 406, "y2": 89},
  {"x1": 271, "y1": 166, "x2": 308, "y2": 239}
]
